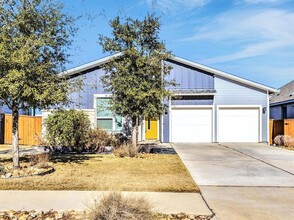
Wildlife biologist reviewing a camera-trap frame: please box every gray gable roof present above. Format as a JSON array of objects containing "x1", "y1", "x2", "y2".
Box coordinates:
[
  {"x1": 270, "y1": 80, "x2": 294, "y2": 105},
  {"x1": 63, "y1": 53, "x2": 278, "y2": 94}
]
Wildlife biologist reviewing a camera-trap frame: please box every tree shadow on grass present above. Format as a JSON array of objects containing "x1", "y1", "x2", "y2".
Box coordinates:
[
  {"x1": 0, "y1": 153, "x2": 104, "y2": 165},
  {"x1": 50, "y1": 154, "x2": 103, "y2": 164},
  {"x1": 0, "y1": 156, "x2": 30, "y2": 164}
]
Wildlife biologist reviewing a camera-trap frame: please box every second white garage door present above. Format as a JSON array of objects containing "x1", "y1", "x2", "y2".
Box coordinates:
[
  {"x1": 171, "y1": 107, "x2": 213, "y2": 142},
  {"x1": 218, "y1": 107, "x2": 260, "y2": 142}
]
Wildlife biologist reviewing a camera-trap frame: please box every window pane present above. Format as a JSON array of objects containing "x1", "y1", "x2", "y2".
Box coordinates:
[
  {"x1": 97, "y1": 98, "x2": 112, "y2": 117},
  {"x1": 97, "y1": 119, "x2": 113, "y2": 130}
]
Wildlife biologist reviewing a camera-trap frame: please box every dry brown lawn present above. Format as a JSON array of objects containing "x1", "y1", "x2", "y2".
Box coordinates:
[{"x1": 0, "y1": 153, "x2": 198, "y2": 192}]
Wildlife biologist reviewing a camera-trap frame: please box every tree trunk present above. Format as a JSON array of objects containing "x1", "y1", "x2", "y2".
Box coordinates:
[
  {"x1": 12, "y1": 107, "x2": 20, "y2": 168},
  {"x1": 131, "y1": 117, "x2": 138, "y2": 148}
]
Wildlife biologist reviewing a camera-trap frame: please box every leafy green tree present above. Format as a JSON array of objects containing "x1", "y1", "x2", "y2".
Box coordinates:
[
  {"x1": 99, "y1": 14, "x2": 174, "y2": 147},
  {"x1": 0, "y1": 0, "x2": 76, "y2": 168}
]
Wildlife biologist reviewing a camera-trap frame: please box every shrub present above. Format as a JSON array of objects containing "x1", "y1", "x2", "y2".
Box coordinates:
[
  {"x1": 113, "y1": 147, "x2": 129, "y2": 158},
  {"x1": 274, "y1": 135, "x2": 294, "y2": 148},
  {"x1": 34, "y1": 133, "x2": 48, "y2": 146},
  {"x1": 284, "y1": 135, "x2": 294, "y2": 148},
  {"x1": 85, "y1": 129, "x2": 117, "y2": 152},
  {"x1": 44, "y1": 109, "x2": 90, "y2": 149},
  {"x1": 274, "y1": 135, "x2": 284, "y2": 146},
  {"x1": 90, "y1": 192, "x2": 152, "y2": 220},
  {"x1": 29, "y1": 153, "x2": 50, "y2": 168},
  {"x1": 113, "y1": 144, "x2": 138, "y2": 158}
]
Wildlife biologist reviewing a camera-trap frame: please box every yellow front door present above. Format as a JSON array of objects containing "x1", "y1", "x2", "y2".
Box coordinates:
[{"x1": 145, "y1": 118, "x2": 158, "y2": 140}]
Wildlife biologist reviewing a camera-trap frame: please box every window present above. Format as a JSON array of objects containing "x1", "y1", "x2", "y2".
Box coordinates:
[
  {"x1": 97, "y1": 118, "x2": 113, "y2": 130},
  {"x1": 171, "y1": 95, "x2": 214, "y2": 105},
  {"x1": 96, "y1": 97, "x2": 122, "y2": 132}
]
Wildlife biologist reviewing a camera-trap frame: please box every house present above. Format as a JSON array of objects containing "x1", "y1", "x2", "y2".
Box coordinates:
[
  {"x1": 0, "y1": 104, "x2": 41, "y2": 116},
  {"x1": 42, "y1": 54, "x2": 278, "y2": 143},
  {"x1": 270, "y1": 80, "x2": 294, "y2": 119}
]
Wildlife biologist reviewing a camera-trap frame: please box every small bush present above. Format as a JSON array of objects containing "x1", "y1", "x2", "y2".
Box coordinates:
[
  {"x1": 284, "y1": 135, "x2": 294, "y2": 148},
  {"x1": 85, "y1": 129, "x2": 117, "y2": 152},
  {"x1": 113, "y1": 147, "x2": 129, "y2": 158},
  {"x1": 44, "y1": 109, "x2": 90, "y2": 149},
  {"x1": 29, "y1": 153, "x2": 50, "y2": 168},
  {"x1": 90, "y1": 192, "x2": 152, "y2": 220},
  {"x1": 274, "y1": 135, "x2": 294, "y2": 148},
  {"x1": 34, "y1": 133, "x2": 48, "y2": 146},
  {"x1": 114, "y1": 144, "x2": 138, "y2": 158},
  {"x1": 274, "y1": 135, "x2": 284, "y2": 146}
]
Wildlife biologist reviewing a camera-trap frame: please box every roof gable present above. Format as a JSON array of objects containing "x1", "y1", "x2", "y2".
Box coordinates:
[
  {"x1": 63, "y1": 53, "x2": 278, "y2": 93},
  {"x1": 270, "y1": 80, "x2": 294, "y2": 105}
]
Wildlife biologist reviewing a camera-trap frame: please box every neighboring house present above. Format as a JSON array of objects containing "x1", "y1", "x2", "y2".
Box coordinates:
[
  {"x1": 270, "y1": 80, "x2": 294, "y2": 119},
  {"x1": 43, "y1": 54, "x2": 278, "y2": 143},
  {"x1": 0, "y1": 104, "x2": 41, "y2": 116}
]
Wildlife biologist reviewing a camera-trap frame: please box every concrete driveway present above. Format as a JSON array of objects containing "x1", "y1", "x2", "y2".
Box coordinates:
[{"x1": 172, "y1": 143, "x2": 294, "y2": 220}]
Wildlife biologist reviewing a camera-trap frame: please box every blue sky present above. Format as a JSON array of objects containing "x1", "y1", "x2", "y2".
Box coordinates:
[{"x1": 62, "y1": 0, "x2": 294, "y2": 89}]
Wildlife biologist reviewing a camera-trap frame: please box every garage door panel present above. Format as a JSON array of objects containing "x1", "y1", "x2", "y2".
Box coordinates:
[
  {"x1": 171, "y1": 108, "x2": 212, "y2": 142},
  {"x1": 218, "y1": 108, "x2": 259, "y2": 142}
]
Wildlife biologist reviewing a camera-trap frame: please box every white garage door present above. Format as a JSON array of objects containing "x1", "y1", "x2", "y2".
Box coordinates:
[
  {"x1": 171, "y1": 108, "x2": 213, "y2": 142},
  {"x1": 218, "y1": 108, "x2": 260, "y2": 142}
]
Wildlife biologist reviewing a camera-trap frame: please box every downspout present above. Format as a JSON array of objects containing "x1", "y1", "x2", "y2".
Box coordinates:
[{"x1": 267, "y1": 90, "x2": 270, "y2": 144}]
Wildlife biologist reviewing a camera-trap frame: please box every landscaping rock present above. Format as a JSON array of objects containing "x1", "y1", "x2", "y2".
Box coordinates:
[
  {"x1": 155, "y1": 213, "x2": 214, "y2": 220},
  {"x1": 0, "y1": 165, "x2": 54, "y2": 179},
  {"x1": 0, "y1": 210, "x2": 89, "y2": 220},
  {"x1": 5, "y1": 172, "x2": 12, "y2": 178},
  {"x1": 104, "y1": 146, "x2": 113, "y2": 152},
  {"x1": 0, "y1": 210, "x2": 214, "y2": 220}
]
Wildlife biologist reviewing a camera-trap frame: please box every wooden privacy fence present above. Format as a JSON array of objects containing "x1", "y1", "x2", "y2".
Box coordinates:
[
  {"x1": 1, "y1": 114, "x2": 42, "y2": 146},
  {"x1": 269, "y1": 119, "x2": 294, "y2": 145}
]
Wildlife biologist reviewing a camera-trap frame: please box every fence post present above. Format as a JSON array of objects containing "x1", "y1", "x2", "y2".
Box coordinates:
[
  {"x1": 269, "y1": 119, "x2": 273, "y2": 145},
  {"x1": 0, "y1": 114, "x2": 4, "y2": 144}
]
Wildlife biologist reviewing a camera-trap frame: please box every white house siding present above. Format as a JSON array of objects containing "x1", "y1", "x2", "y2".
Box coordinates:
[{"x1": 214, "y1": 76, "x2": 268, "y2": 142}]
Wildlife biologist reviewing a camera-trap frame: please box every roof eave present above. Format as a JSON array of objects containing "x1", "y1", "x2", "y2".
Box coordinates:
[
  {"x1": 169, "y1": 56, "x2": 279, "y2": 94},
  {"x1": 270, "y1": 99, "x2": 294, "y2": 106},
  {"x1": 60, "y1": 52, "x2": 122, "y2": 76}
]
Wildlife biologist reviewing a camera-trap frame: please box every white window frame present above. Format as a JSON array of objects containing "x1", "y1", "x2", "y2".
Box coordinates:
[{"x1": 94, "y1": 94, "x2": 123, "y2": 132}]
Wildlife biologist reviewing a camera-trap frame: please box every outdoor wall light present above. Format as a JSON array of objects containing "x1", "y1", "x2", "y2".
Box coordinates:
[{"x1": 262, "y1": 107, "x2": 266, "y2": 114}]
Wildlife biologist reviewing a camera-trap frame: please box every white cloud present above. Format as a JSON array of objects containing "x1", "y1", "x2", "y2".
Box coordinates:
[
  {"x1": 147, "y1": 0, "x2": 210, "y2": 13},
  {"x1": 182, "y1": 9, "x2": 294, "y2": 63}
]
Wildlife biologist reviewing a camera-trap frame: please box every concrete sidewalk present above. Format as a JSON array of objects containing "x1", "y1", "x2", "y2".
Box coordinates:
[{"x1": 0, "y1": 191, "x2": 212, "y2": 215}]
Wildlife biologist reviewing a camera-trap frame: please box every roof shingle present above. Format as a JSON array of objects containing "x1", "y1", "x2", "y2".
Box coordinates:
[{"x1": 270, "y1": 80, "x2": 294, "y2": 104}]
